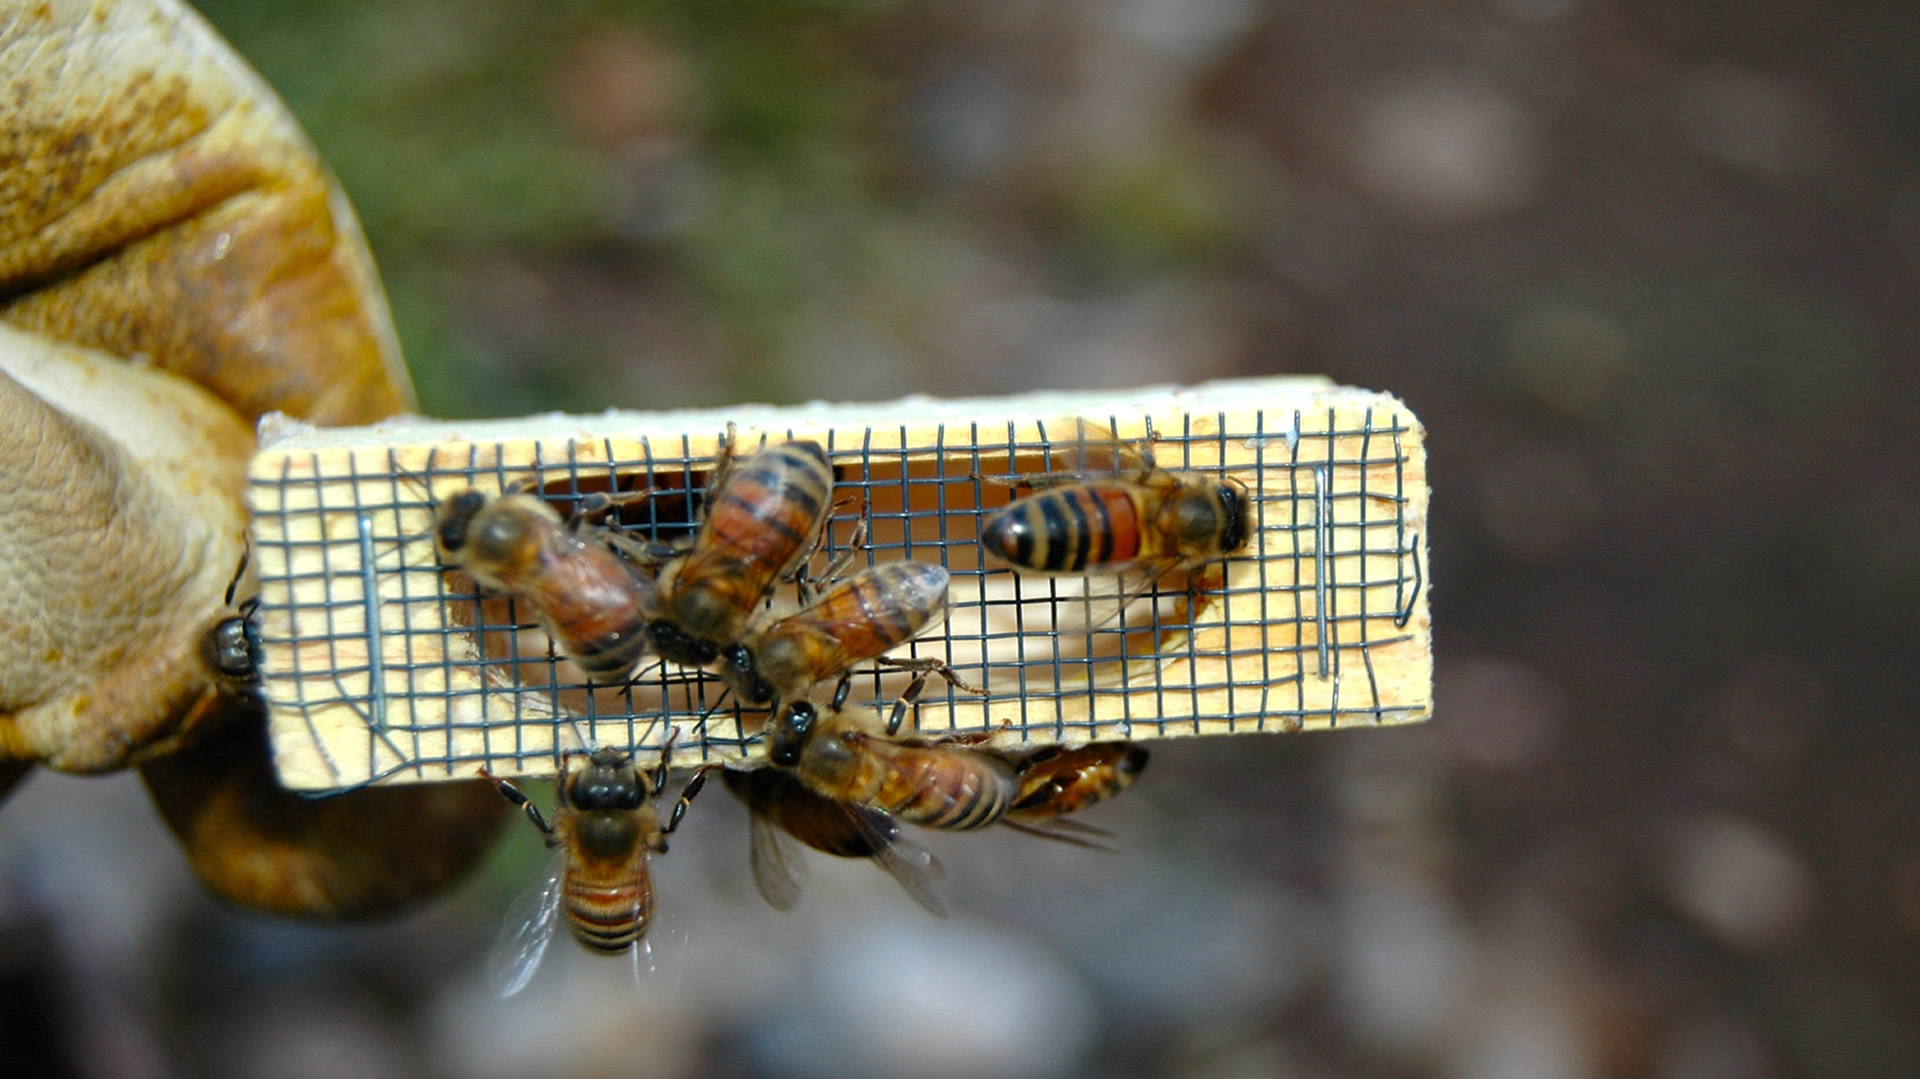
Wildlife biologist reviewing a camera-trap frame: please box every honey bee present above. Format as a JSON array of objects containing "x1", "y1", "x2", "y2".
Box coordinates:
[
  {"x1": 979, "y1": 419, "x2": 1251, "y2": 582},
  {"x1": 435, "y1": 490, "x2": 658, "y2": 682},
  {"x1": 483, "y1": 738, "x2": 709, "y2": 997},
  {"x1": 201, "y1": 545, "x2": 262, "y2": 699},
  {"x1": 641, "y1": 437, "x2": 836, "y2": 669},
  {"x1": 202, "y1": 613, "x2": 259, "y2": 692},
  {"x1": 766, "y1": 697, "x2": 1018, "y2": 832},
  {"x1": 719, "y1": 766, "x2": 947, "y2": 915},
  {"x1": 1007, "y1": 741, "x2": 1148, "y2": 818},
  {"x1": 717, "y1": 561, "x2": 974, "y2": 714}
]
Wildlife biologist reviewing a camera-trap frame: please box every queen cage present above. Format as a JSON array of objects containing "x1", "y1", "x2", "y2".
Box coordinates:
[{"x1": 244, "y1": 378, "x2": 1432, "y2": 792}]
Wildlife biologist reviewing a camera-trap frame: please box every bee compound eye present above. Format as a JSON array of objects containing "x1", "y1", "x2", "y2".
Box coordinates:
[
  {"x1": 1214, "y1": 482, "x2": 1251, "y2": 553},
  {"x1": 723, "y1": 643, "x2": 754, "y2": 675},
  {"x1": 202, "y1": 618, "x2": 256, "y2": 682},
  {"x1": 437, "y1": 491, "x2": 487, "y2": 551},
  {"x1": 768, "y1": 703, "x2": 815, "y2": 767},
  {"x1": 573, "y1": 775, "x2": 642, "y2": 811}
]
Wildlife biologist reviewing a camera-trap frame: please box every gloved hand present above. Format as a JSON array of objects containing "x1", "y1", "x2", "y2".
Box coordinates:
[{"x1": 0, "y1": 0, "x2": 505, "y2": 918}]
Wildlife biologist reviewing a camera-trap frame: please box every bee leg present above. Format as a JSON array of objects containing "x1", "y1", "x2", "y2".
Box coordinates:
[
  {"x1": 647, "y1": 727, "x2": 684, "y2": 798},
  {"x1": 784, "y1": 493, "x2": 863, "y2": 604},
  {"x1": 569, "y1": 488, "x2": 661, "y2": 531},
  {"x1": 1166, "y1": 556, "x2": 1233, "y2": 623},
  {"x1": 1000, "y1": 816, "x2": 1117, "y2": 851},
  {"x1": 883, "y1": 669, "x2": 939, "y2": 737},
  {"x1": 598, "y1": 526, "x2": 678, "y2": 570},
  {"x1": 570, "y1": 492, "x2": 613, "y2": 529},
  {"x1": 707, "y1": 421, "x2": 741, "y2": 494},
  {"x1": 663, "y1": 764, "x2": 720, "y2": 835},
  {"x1": 1010, "y1": 744, "x2": 1064, "y2": 773},
  {"x1": 973, "y1": 469, "x2": 1084, "y2": 491},
  {"x1": 927, "y1": 715, "x2": 1009, "y2": 749},
  {"x1": 480, "y1": 770, "x2": 554, "y2": 838},
  {"x1": 830, "y1": 673, "x2": 855, "y2": 712},
  {"x1": 575, "y1": 485, "x2": 683, "y2": 568},
  {"x1": 1133, "y1": 414, "x2": 1163, "y2": 468},
  {"x1": 816, "y1": 502, "x2": 871, "y2": 584},
  {"x1": 877, "y1": 657, "x2": 988, "y2": 736},
  {"x1": 1181, "y1": 565, "x2": 1212, "y2": 617},
  {"x1": 875, "y1": 655, "x2": 985, "y2": 698}
]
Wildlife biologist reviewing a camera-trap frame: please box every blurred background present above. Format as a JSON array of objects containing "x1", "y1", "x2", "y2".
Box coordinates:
[{"x1": 4, "y1": 0, "x2": 1918, "y2": 1076}]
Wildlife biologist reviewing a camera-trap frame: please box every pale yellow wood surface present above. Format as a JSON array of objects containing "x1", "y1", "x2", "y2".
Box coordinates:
[{"x1": 249, "y1": 377, "x2": 1431, "y2": 791}]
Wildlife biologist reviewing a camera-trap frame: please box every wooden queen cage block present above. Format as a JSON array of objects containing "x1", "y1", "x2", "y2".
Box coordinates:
[{"x1": 247, "y1": 377, "x2": 1432, "y2": 792}]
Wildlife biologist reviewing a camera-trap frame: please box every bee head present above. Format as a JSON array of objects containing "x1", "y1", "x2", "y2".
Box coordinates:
[
  {"x1": 648, "y1": 619, "x2": 718, "y2": 667},
  {"x1": 768, "y1": 701, "x2": 816, "y2": 768},
  {"x1": 203, "y1": 616, "x2": 259, "y2": 682},
  {"x1": 435, "y1": 491, "x2": 489, "y2": 555},
  {"x1": 720, "y1": 641, "x2": 780, "y2": 705},
  {"x1": 1214, "y1": 480, "x2": 1251, "y2": 554},
  {"x1": 569, "y1": 749, "x2": 644, "y2": 811}
]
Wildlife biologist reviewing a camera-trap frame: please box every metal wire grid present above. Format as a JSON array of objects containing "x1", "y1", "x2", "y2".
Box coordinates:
[{"x1": 251, "y1": 407, "x2": 1426, "y2": 792}]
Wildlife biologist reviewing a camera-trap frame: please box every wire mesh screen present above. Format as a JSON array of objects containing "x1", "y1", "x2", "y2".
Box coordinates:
[{"x1": 248, "y1": 379, "x2": 1431, "y2": 792}]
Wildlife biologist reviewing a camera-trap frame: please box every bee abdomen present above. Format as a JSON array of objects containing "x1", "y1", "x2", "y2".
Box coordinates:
[
  {"x1": 891, "y1": 753, "x2": 1015, "y2": 831},
  {"x1": 708, "y1": 442, "x2": 833, "y2": 561},
  {"x1": 848, "y1": 562, "x2": 948, "y2": 640},
  {"x1": 983, "y1": 484, "x2": 1143, "y2": 573},
  {"x1": 562, "y1": 619, "x2": 652, "y2": 679},
  {"x1": 563, "y1": 881, "x2": 651, "y2": 952},
  {"x1": 903, "y1": 783, "x2": 1008, "y2": 830},
  {"x1": 1009, "y1": 741, "x2": 1148, "y2": 816}
]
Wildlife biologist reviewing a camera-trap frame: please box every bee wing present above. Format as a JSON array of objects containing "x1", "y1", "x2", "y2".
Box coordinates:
[
  {"x1": 1040, "y1": 565, "x2": 1180, "y2": 637},
  {"x1": 846, "y1": 803, "x2": 950, "y2": 918},
  {"x1": 543, "y1": 526, "x2": 660, "y2": 606},
  {"x1": 631, "y1": 918, "x2": 690, "y2": 997},
  {"x1": 781, "y1": 563, "x2": 952, "y2": 670},
  {"x1": 1056, "y1": 418, "x2": 1150, "y2": 476},
  {"x1": 524, "y1": 530, "x2": 659, "y2": 661},
  {"x1": 487, "y1": 850, "x2": 564, "y2": 999},
  {"x1": 747, "y1": 807, "x2": 809, "y2": 911}
]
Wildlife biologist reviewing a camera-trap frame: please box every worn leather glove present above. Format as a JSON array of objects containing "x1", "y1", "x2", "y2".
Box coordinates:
[{"x1": 0, "y1": 0, "x2": 505, "y2": 918}]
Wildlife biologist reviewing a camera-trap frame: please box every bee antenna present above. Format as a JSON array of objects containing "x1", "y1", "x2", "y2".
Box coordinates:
[
  {"x1": 223, "y1": 537, "x2": 252, "y2": 607},
  {"x1": 690, "y1": 686, "x2": 733, "y2": 747},
  {"x1": 389, "y1": 457, "x2": 438, "y2": 500},
  {"x1": 626, "y1": 658, "x2": 665, "y2": 684}
]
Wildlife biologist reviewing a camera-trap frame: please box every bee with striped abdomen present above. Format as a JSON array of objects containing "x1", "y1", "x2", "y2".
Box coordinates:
[
  {"x1": 765, "y1": 695, "x2": 1018, "y2": 833},
  {"x1": 1007, "y1": 741, "x2": 1148, "y2": 820},
  {"x1": 717, "y1": 560, "x2": 976, "y2": 715},
  {"x1": 482, "y1": 738, "x2": 710, "y2": 997},
  {"x1": 979, "y1": 419, "x2": 1251, "y2": 583},
  {"x1": 720, "y1": 766, "x2": 947, "y2": 915},
  {"x1": 435, "y1": 490, "x2": 659, "y2": 682},
  {"x1": 641, "y1": 436, "x2": 836, "y2": 669}
]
